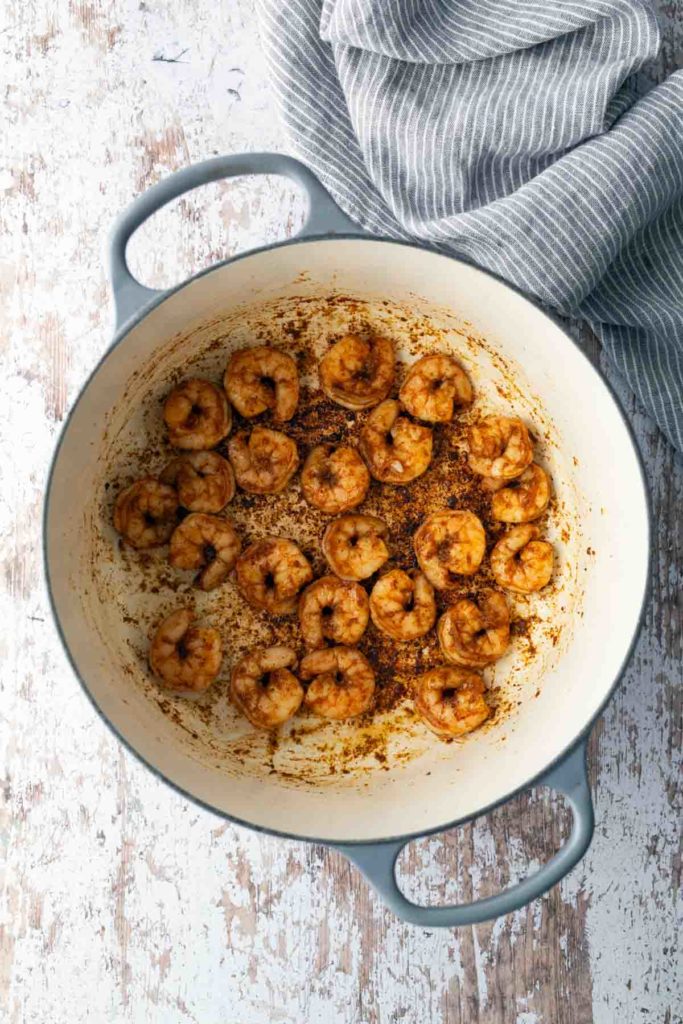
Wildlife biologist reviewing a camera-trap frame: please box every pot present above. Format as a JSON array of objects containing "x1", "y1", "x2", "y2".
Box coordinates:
[{"x1": 44, "y1": 153, "x2": 650, "y2": 927}]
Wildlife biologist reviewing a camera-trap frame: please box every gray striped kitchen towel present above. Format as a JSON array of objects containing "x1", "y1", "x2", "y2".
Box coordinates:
[{"x1": 257, "y1": 0, "x2": 683, "y2": 452}]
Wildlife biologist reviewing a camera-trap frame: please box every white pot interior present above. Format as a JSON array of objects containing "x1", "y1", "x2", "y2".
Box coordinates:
[{"x1": 46, "y1": 239, "x2": 648, "y2": 842}]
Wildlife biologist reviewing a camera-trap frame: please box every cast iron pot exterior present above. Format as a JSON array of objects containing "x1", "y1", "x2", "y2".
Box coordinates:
[{"x1": 45, "y1": 154, "x2": 650, "y2": 927}]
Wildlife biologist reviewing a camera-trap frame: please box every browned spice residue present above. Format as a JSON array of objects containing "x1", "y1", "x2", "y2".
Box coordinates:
[{"x1": 98, "y1": 293, "x2": 572, "y2": 783}]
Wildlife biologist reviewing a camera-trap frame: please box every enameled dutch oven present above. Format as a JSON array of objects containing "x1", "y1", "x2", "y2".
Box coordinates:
[{"x1": 44, "y1": 154, "x2": 650, "y2": 927}]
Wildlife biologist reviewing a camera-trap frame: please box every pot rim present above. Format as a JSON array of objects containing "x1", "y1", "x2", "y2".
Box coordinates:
[{"x1": 43, "y1": 233, "x2": 652, "y2": 846}]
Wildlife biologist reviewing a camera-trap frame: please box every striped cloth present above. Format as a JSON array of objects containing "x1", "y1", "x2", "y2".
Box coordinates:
[{"x1": 257, "y1": 0, "x2": 683, "y2": 452}]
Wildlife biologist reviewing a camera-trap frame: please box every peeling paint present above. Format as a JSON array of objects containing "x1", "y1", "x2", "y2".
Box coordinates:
[{"x1": 1, "y1": 1, "x2": 680, "y2": 1022}]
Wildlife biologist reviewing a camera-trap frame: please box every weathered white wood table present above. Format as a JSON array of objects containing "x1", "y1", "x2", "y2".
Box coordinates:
[{"x1": 2, "y1": 2, "x2": 680, "y2": 1021}]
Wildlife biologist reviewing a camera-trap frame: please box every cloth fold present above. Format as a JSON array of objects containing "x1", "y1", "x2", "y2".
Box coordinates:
[{"x1": 258, "y1": 0, "x2": 683, "y2": 450}]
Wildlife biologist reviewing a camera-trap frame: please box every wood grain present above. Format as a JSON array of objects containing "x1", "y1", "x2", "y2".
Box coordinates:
[{"x1": 1, "y1": 1, "x2": 680, "y2": 1022}]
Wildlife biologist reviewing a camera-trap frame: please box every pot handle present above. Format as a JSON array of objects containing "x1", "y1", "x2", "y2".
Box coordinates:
[
  {"x1": 334, "y1": 738, "x2": 594, "y2": 928},
  {"x1": 108, "y1": 153, "x2": 362, "y2": 329}
]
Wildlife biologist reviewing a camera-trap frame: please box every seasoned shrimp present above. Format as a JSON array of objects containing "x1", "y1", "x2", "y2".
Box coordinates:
[
  {"x1": 163, "y1": 378, "x2": 231, "y2": 450},
  {"x1": 467, "y1": 415, "x2": 533, "y2": 481},
  {"x1": 414, "y1": 667, "x2": 491, "y2": 738},
  {"x1": 299, "y1": 646, "x2": 375, "y2": 719},
  {"x1": 160, "y1": 451, "x2": 235, "y2": 513},
  {"x1": 236, "y1": 538, "x2": 313, "y2": 615},
  {"x1": 319, "y1": 333, "x2": 395, "y2": 410},
  {"x1": 490, "y1": 524, "x2": 554, "y2": 593},
  {"x1": 169, "y1": 513, "x2": 241, "y2": 591},
  {"x1": 490, "y1": 464, "x2": 550, "y2": 523},
  {"x1": 301, "y1": 444, "x2": 370, "y2": 513},
  {"x1": 298, "y1": 576, "x2": 369, "y2": 649},
  {"x1": 224, "y1": 346, "x2": 299, "y2": 421},
  {"x1": 413, "y1": 510, "x2": 486, "y2": 588},
  {"x1": 359, "y1": 400, "x2": 433, "y2": 484},
  {"x1": 369, "y1": 569, "x2": 436, "y2": 641},
  {"x1": 149, "y1": 608, "x2": 222, "y2": 693},
  {"x1": 399, "y1": 353, "x2": 473, "y2": 422},
  {"x1": 230, "y1": 646, "x2": 303, "y2": 729},
  {"x1": 228, "y1": 426, "x2": 299, "y2": 495},
  {"x1": 438, "y1": 590, "x2": 510, "y2": 667},
  {"x1": 322, "y1": 514, "x2": 390, "y2": 581},
  {"x1": 113, "y1": 478, "x2": 179, "y2": 549}
]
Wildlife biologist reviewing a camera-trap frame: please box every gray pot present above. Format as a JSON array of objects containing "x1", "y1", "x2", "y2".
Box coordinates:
[{"x1": 45, "y1": 153, "x2": 650, "y2": 927}]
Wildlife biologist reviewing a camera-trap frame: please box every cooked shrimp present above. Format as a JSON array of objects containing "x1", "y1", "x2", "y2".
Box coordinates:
[
  {"x1": 490, "y1": 464, "x2": 550, "y2": 523},
  {"x1": 149, "y1": 608, "x2": 222, "y2": 693},
  {"x1": 299, "y1": 646, "x2": 375, "y2": 719},
  {"x1": 160, "y1": 451, "x2": 235, "y2": 513},
  {"x1": 169, "y1": 513, "x2": 241, "y2": 591},
  {"x1": 359, "y1": 400, "x2": 433, "y2": 484},
  {"x1": 413, "y1": 510, "x2": 486, "y2": 588},
  {"x1": 322, "y1": 514, "x2": 390, "y2": 581},
  {"x1": 224, "y1": 346, "x2": 299, "y2": 421},
  {"x1": 438, "y1": 590, "x2": 510, "y2": 667},
  {"x1": 467, "y1": 415, "x2": 533, "y2": 481},
  {"x1": 228, "y1": 426, "x2": 299, "y2": 495},
  {"x1": 113, "y1": 478, "x2": 179, "y2": 549},
  {"x1": 369, "y1": 569, "x2": 436, "y2": 641},
  {"x1": 230, "y1": 646, "x2": 303, "y2": 729},
  {"x1": 399, "y1": 353, "x2": 473, "y2": 422},
  {"x1": 298, "y1": 576, "x2": 369, "y2": 649},
  {"x1": 236, "y1": 538, "x2": 313, "y2": 615},
  {"x1": 301, "y1": 444, "x2": 370, "y2": 513},
  {"x1": 319, "y1": 333, "x2": 395, "y2": 410},
  {"x1": 414, "y1": 667, "x2": 491, "y2": 738},
  {"x1": 163, "y1": 378, "x2": 231, "y2": 450},
  {"x1": 490, "y1": 524, "x2": 554, "y2": 593}
]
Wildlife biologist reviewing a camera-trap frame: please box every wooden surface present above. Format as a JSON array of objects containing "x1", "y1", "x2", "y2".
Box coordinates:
[{"x1": 2, "y1": 2, "x2": 681, "y2": 1021}]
